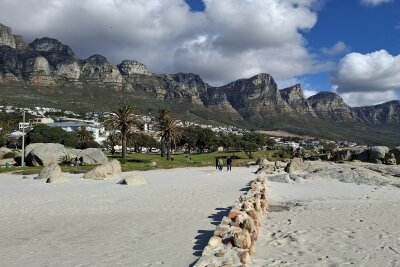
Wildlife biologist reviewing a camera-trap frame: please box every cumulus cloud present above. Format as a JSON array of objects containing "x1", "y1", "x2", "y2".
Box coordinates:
[
  {"x1": 0, "y1": 0, "x2": 326, "y2": 85},
  {"x1": 360, "y1": 0, "x2": 392, "y2": 6},
  {"x1": 340, "y1": 90, "x2": 400, "y2": 107},
  {"x1": 332, "y1": 50, "x2": 400, "y2": 93},
  {"x1": 321, "y1": 41, "x2": 349, "y2": 56}
]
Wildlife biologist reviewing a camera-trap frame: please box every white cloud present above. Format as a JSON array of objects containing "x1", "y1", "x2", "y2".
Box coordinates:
[
  {"x1": 332, "y1": 50, "x2": 400, "y2": 93},
  {"x1": 0, "y1": 0, "x2": 326, "y2": 85},
  {"x1": 360, "y1": 0, "x2": 392, "y2": 6},
  {"x1": 340, "y1": 90, "x2": 399, "y2": 107},
  {"x1": 303, "y1": 89, "x2": 318, "y2": 98},
  {"x1": 321, "y1": 41, "x2": 349, "y2": 56}
]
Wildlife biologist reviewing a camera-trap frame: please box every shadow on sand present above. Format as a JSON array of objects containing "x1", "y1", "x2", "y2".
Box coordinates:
[
  {"x1": 190, "y1": 180, "x2": 254, "y2": 266},
  {"x1": 190, "y1": 207, "x2": 231, "y2": 265}
]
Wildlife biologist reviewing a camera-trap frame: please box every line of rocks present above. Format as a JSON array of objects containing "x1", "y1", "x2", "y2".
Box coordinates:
[{"x1": 194, "y1": 173, "x2": 269, "y2": 267}]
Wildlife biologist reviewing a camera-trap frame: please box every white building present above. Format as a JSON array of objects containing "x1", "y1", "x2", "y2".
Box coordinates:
[{"x1": 47, "y1": 118, "x2": 108, "y2": 144}]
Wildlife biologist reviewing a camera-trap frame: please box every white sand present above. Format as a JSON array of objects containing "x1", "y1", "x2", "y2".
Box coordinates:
[
  {"x1": 0, "y1": 166, "x2": 257, "y2": 267},
  {"x1": 252, "y1": 179, "x2": 400, "y2": 267}
]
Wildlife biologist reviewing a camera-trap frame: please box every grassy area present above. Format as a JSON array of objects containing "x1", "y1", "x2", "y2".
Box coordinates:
[{"x1": 0, "y1": 150, "x2": 285, "y2": 175}]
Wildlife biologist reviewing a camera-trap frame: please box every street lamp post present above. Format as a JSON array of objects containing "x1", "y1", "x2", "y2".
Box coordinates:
[{"x1": 21, "y1": 110, "x2": 25, "y2": 167}]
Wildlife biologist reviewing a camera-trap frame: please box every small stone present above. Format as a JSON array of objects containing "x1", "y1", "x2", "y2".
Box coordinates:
[
  {"x1": 240, "y1": 251, "x2": 251, "y2": 264},
  {"x1": 234, "y1": 229, "x2": 251, "y2": 249},
  {"x1": 118, "y1": 176, "x2": 147, "y2": 185},
  {"x1": 208, "y1": 236, "x2": 222, "y2": 248},
  {"x1": 247, "y1": 209, "x2": 258, "y2": 220}
]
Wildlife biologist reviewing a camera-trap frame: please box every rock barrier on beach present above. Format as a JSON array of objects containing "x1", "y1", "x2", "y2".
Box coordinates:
[{"x1": 194, "y1": 172, "x2": 269, "y2": 267}]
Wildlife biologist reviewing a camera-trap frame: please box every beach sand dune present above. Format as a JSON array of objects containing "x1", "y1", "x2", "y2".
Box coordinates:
[{"x1": 0, "y1": 167, "x2": 256, "y2": 267}]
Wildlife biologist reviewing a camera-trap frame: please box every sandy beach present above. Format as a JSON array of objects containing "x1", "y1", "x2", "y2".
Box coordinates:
[
  {"x1": 252, "y1": 172, "x2": 400, "y2": 266},
  {"x1": 0, "y1": 166, "x2": 257, "y2": 267},
  {"x1": 1, "y1": 162, "x2": 400, "y2": 267}
]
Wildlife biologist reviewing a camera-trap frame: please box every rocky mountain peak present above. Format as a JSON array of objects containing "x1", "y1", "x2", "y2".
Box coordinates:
[
  {"x1": 117, "y1": 59, "x2": 151, "y2": 77},
  {"x1": 170, "y1": 73, "x2": 209, "y2": 89},
  {"x1": 29, "y1": 37, "x2": 76, "y2": 67},
  {"x1": 308, "y1": 92, "x2": 355, "y2": 121},
  {"x1": 85, "y1": 54, "x2": 108, "y2": 65},
  {"x1": 280, "y1": 84, "x2": 315, "y2": 116},
  {"x1": 0, "y1": 23, "x2": 16, "y2": 49}
]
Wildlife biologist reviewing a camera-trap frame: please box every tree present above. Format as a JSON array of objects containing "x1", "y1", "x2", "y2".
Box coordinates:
[
  {"x1": 76, "y1": 127, "x2": 94, "y2": 143},
  {"x1": 103, "y1": 131, "x2": 121, "y2": 155},
  {"x1": 196, "y1": 127, "x2": 217, "y2": 153},
  {"x1": 104, "y1": 106, "x2": 141, "y2": 160},
  {"x1": 240, "y1": 132, "x2": 263, "y2": 158},
  {"x1": 0, "y1": 121, "x2": 12, "y2": 147},
  {"x1": 26, "y1": 124, "x2": 77, "y2": 147},
  {"x1": 155, "y1": 109, "x2": 182, "y2": 161},
  {"x1": 155, "y1": 109, "x2": 170, "y2": 157}
]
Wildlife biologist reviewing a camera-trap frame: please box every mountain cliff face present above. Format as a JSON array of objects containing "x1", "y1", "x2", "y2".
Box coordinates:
[
  {"x1": 307, "y1": 92, "x2": 356, "y2": 121},
  {"x1": 1, "y1": 22, "x2": 400, "y2": 126},
  {"x1": 280, "y1": 84, "x2": 316, "y2": 116},
  {"x1": 352, "y1": 100, "x2": 400, "y2": 123}
]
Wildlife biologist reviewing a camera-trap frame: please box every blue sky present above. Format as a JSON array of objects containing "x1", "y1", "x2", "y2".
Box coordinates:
[{"x1": 1, "y1": 0, "x2": 399, "y2": 106}]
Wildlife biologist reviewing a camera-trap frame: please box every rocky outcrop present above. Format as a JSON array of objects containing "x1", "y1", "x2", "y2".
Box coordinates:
[
  {"x1": 0, "y1": 23, "x2": 16, "y2": 48},
  {"x1": 307, "y1": 92, "x2": 356, "y2": 121},
  {"x1": 280, "y1": 84, "x2": 316, "y2": 116},
  {"x1": 118, "y1": 60, "x2": 151, "y2": 76},
  {"x1": 369, "y1": 146, "x2": 389, "y2": 164},
  {"x1": 29, "y1": 38, "x2": 76, "y2": 68},
  {"x1": 83, "y1": 159, "x2": 121, "y2": 180}
]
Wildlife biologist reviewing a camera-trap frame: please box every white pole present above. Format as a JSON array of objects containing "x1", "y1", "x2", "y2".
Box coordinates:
[{"x1": 21, "y1": 110, "x2": 25, "y2": 167}]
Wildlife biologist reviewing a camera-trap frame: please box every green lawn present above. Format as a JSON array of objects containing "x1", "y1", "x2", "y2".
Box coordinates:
[{"x1": 0, "y1": 150, "x2": 284, "y2": 175}]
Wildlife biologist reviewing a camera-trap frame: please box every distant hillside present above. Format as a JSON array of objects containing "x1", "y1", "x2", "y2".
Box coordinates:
[{"x1": 1, "y1": 22, "x2": 400, "y2": 146}]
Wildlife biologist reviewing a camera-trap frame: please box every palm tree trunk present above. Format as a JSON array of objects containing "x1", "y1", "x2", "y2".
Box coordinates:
[
  {"x1": 161, "y1": 140, "x2": 166, "y2": 157},
  {"x1": 122, "y1": 131, "x2": 127, "y2": 160},
  {"x1": 166, "y1": 141, "x2": 171, "y2": 161}
]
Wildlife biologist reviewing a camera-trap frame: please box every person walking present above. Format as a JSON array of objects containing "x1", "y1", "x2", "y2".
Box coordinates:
[
  {"x1": 218, "y1": 157, "x2": 224, "y2": 171},
  {"x1": 215, "y1": 157, "x2": 219, "y2": 170},
  {"x1": 226, "y1": 157, "x2": 232, "y2": 171}
]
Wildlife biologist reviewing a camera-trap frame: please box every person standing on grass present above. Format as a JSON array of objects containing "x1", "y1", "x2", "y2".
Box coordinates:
[
  {"x1": 227, "y1": 157, "x2": 232, "y2": 171},
  {"x1": 215, "y1": 157, "x2": 219, "y2": 170}
]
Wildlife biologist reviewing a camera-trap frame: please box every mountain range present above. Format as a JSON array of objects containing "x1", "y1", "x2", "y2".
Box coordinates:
[{"x1": 1, "y1": 23, "x2": 400, "y2": 146}]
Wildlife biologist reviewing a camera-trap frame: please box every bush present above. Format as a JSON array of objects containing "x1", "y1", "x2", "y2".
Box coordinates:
[
  {"x1": 26, "y1": 124, "x2": 77, "y2": 147},
  {"x1": 76, "y1": 140, "x2": 101, "y2": 149}
]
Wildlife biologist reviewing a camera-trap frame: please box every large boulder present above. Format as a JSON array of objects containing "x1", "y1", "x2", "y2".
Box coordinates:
[
  {"x1": 118, "y1": 176, "x2": 147, "y2": 185},
  {"x1": 389, "y1": 147, "x2": 400, "y2": 165},
  {"x1": 286, "y1": 157, "x2": 305, "y2": 173},
  {"x1": 384, "y1": 153, "x2": 397, "y2": 165},
  {"x1": 332, "y1": 149, "x2": 351, "y2": 161},
  {"x1": 351, "y1": 147, "x2": 369, "y2": 162},
  {"x1": 369, "y1": 146, "x2": 389, "y2": 164},
  {"x1": 0, "y1": 147, "x2": 12, "y2": 158},
  {"x1": 77, "y1": 148, "x2": 108, "y2": 165},
  {"x1": 35, "y1": 163, "x2": 69, "y2": 183},
  {"x1": 83, "y1": 159, "x2": 121, "y2": 180},
  {"x1": 25, "y1": 143, "x2": 67, "y2": 166},
  {"x1": 64, "y1": 148, "x2": 82, "y2": 163}
]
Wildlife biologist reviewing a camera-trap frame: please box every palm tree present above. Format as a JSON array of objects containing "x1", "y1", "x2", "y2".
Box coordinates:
[
  {"x1": 104, "y1": 106, "x2": 141, "y2": 160},
  {"x1": 155, "y1": 109, "x2": 182, "y2": 161},
  {"x1": 76, "y1": 127, "x2": 94, "y2": 143},
  {"x1": 155, "y1": 109, "x2": 169, "y2": 157}
]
